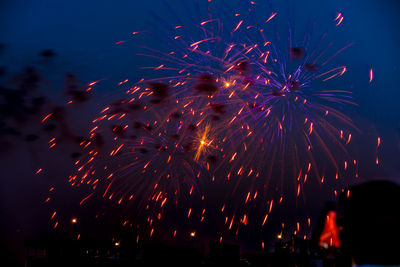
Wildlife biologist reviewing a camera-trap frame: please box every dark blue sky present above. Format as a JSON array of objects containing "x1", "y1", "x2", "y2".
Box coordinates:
[{"x1": 2, "y1": 0, "x2": 399, "y2": 127}]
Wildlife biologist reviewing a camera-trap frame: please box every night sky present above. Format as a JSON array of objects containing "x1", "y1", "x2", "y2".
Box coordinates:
[{"x1": 1, "y1": 0, "x2": 400, "y2": 265}]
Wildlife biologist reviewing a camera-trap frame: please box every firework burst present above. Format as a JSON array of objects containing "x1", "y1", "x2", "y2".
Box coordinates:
[{"x1": 57, "y1": 0, "x2": 370, "y2": 243}]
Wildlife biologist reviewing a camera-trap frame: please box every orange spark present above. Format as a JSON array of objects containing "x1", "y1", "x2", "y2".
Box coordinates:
[
  {"x1": 265, "y1": 12, "x2": 277, "y2": 23},
  {"x1": 190, "y1": 38, "x2": 216, "y2": 47},
  {"x1": 80, "y1": 192, "x2": 94, "y2": 205},
  {"x1": 369, "y1": 68, "x2": 374, "y2": 83},
  {"x1": 233, "y1": 20, "x2": 243, "y2": 32},
  {"x1": 41, "y1": 113, "x2": 53, "y2": 123}
]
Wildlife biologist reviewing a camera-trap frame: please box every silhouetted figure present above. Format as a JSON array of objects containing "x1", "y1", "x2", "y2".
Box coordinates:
[{"x1": 338, "y1": 181, "x2": 400, "y2": 266}]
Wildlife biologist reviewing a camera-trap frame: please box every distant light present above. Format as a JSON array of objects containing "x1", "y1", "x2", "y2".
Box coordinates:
[
  {"x1": 71, "y1": 218, "x2": 77, "y2": 224},
  {"x1": 115, "y1": 242, "x2": 120, "y2": 247},
  {"x1": 225, "y1": 82, "x2": 230, "y2": 88},
  {"x1": 277, "y1": 234, "x2": 282, "y2": 239},
  {"x1": 190, "y1": 232, "x2": 196, "y2": 237}
]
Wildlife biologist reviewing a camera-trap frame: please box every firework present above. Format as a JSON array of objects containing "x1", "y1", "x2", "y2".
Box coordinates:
[
  {"x1": 112, "y1": 0, "x2": 361, "y2": 234},
  {"x1": 54, "y1": 0, "x2": 372, "y2": 244}
]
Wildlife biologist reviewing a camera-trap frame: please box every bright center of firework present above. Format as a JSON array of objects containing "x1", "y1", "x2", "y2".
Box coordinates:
[
  {"x1": 194, "y1": 124, "x2": 215, "y2": 162},
  {"x1": 195, "y1": 138, "x2": 208, "y2": 161},
  {"x1": 220, "y1": 77, "x2": 236, "y2": 88}
]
